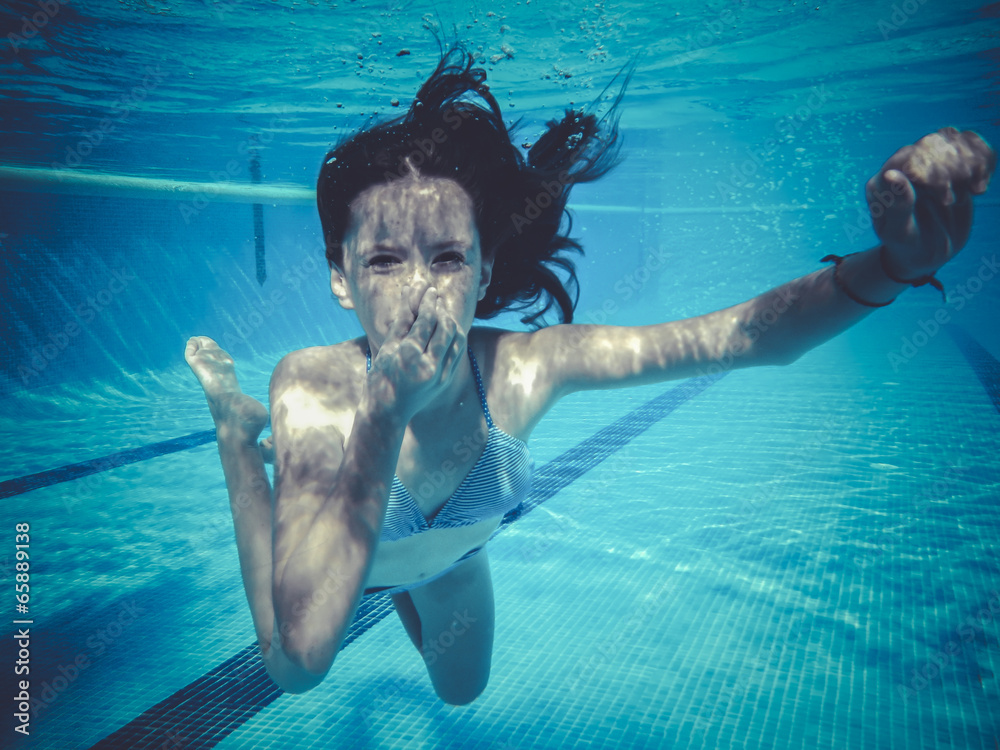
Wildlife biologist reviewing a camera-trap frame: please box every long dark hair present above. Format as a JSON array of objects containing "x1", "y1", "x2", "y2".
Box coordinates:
[{"x1": 317, "y1": 44, "x2": 632, "y2": 326}]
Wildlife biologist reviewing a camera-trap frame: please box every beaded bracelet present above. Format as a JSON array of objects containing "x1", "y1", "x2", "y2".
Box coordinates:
[{"x1": 820, "y1": 246, "x2": 946, "y2": 308}]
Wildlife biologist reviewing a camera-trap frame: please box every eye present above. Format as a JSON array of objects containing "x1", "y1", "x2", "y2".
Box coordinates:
[
  {"x1": 366, "y1": 255, "x2": 398, "y2": 270},
  {"x1": 435, "y1": 252, "x2": 465, "y2": 266}
]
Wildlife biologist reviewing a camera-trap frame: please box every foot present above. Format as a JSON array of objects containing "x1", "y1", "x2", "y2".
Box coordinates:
[
  {"x1": 259, "y1": 436, "x2": 276, "y2": 465},
  {"x1": 185, "y1": 336, "x2": 269, "y2": 444}
]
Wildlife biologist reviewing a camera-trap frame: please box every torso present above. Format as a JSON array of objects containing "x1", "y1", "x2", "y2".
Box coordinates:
[{"x1": 281, "y1": 327, "x2": 553, "y2": 589}]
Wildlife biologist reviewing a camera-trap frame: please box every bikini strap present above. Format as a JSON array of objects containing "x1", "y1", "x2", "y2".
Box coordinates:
[
  {"x1": 364, "y1": 343, "x2": 494, "y2": 429},
  {"x1": 467, "y1": 346, "x2": 495, "y2": 429}
]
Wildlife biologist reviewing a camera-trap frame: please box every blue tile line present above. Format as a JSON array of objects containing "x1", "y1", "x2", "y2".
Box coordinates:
[
  {"x1": 0, "y1": 430, "x2": 218, "y2": 499},
  {"x1": 76, "y1": 373, "x2": 724, "y2": 749},
  {"x1": 947, "y1": 325, "x2": 1000, "y2": 415}
]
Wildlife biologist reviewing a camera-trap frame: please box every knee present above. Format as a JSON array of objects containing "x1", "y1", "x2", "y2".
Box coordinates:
[
  {"x1": 432, "y1": 672, "x2": 490, "y2": 706},
  {"x1": 437, "y1": 684, "x2": 487, "y2": 706}
]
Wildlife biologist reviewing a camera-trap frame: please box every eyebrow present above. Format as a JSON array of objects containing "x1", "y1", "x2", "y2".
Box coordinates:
[{"x1": 367, "y1": 240, "x2": 470, "y2": 253}]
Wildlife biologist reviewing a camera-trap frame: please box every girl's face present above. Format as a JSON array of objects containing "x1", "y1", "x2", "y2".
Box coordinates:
[{"x1": 331, "y1": 177, "x2": 493, "y2": 352}]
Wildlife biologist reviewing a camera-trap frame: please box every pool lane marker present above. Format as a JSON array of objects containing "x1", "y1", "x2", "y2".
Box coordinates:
[
  {"x1": 86, "y1": 372, "x2": 725, "y2": 750},
  {"x1": 948, "y1": 325, "x2": 1000, "y2": 415},
  {"x1": 0, "y1": 430, "x2": 218, "y2": 499}
]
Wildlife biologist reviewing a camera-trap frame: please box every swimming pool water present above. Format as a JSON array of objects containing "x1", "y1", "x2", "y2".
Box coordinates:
[
  {"x1": 2, "y1": 0, "x2": 999, "y2": 746},
  {"x1": 3, "y1": 327, "x2": 999, "y2": 748}
]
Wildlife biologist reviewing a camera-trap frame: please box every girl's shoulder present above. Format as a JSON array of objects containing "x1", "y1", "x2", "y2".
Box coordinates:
[
  {"x1": 468, "y1": 326, "x2": 553, "y2": 441},
  {"x1": 270, "y1": 338, "x2": 366, "y2": 403},
  {"x1": 468, "y1": 326, "x2": 531, "y2": 361}
]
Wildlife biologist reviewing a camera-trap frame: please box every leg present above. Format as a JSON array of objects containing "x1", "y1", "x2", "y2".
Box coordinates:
[
  {"x1": 185, "y1": 336, "x2": 322, "y2": 692},
  {"x1": 406, "y1": 549, "x2": 496, "y2": 705},
  {"x1": 185, "y1": 337, "x2": 273, "y2": 645},
  {"x1": 391, "y1": 591, "x2": 423, "y2": 652}
]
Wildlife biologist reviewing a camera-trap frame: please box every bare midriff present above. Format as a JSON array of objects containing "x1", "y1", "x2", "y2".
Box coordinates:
[{"x1": 364, "y1": 515, "x2": 503, "y2": 588}]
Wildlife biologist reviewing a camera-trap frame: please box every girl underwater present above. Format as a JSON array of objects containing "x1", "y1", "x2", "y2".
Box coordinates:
[{"x1": 185, "y1": 45, "x2": 995, "y2": 702}]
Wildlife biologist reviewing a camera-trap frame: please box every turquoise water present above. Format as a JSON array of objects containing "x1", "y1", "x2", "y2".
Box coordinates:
[
  {"x1": 2, "y1": 0, "x2": 999, "y2": 747},
  {"x1": 4, "y1": 345, "x2": 1000, "y2": 748}
]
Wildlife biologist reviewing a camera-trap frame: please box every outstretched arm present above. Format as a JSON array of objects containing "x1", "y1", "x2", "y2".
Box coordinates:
[{"x1": 528, "y1": 127, "x2": 995, "y2": 398}]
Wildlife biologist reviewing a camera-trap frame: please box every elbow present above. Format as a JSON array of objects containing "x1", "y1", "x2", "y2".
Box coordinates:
[
  {"x1": 717, "y1": 331, "x2": 797, "y2": 371},
  {"x1": 769, "y1": 347, "x2": 801, "y2": 367},
  {"x1": 745, "y1": 335, "x2": 800, "y2": 368},
  {"x1": 261, "y1": 621, "x2": 336, "y2": 694},
  {"x1": 262, "y1": 638, "x2": 333, "y2": 694}
]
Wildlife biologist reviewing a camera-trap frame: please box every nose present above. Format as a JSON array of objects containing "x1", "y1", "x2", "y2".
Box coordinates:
[
  {"x1": 407, "y1": 261, "x2": 431, "y2": 292},
  {"x1": 404, "y1": 263, "x2": 433, "y2": 312}
]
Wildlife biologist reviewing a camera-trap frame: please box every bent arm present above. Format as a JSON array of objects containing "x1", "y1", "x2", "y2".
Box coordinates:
[
  {"x1": 265, "y1": 353, "x2": 407, "y2": 683},
  {"x1": 535, "y1": 244, "x2": 909, "y2": 396}
]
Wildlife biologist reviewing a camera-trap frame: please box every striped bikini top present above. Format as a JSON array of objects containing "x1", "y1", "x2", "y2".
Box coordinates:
[{"x1": 366, "y1": 344, "x2": 533, "y2": 542}]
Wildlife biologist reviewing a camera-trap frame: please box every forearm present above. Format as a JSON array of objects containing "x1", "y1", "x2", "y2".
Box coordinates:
[
  {"x1": 269, "y1": 390, "x2": 407, "y2": 674},
  {"x1": 327, "y1": 390, "x2": 409, "y2": 541},
  {"x1": 741, "y1": 244, "x2": 912, "y2": 365}
]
